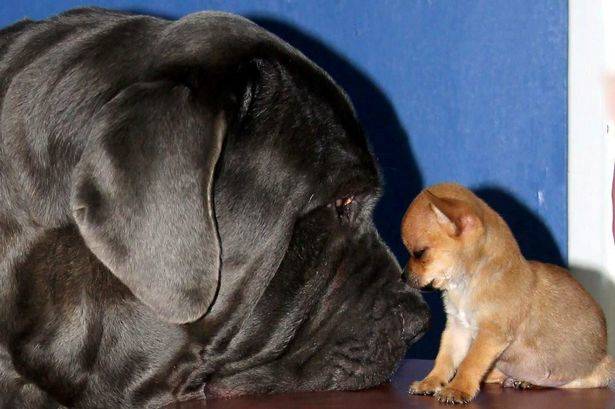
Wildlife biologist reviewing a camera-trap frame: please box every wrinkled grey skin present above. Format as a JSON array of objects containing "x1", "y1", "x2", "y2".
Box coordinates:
[{"x1": 0, "y1": 8, "x2": 429, "y2": 409}]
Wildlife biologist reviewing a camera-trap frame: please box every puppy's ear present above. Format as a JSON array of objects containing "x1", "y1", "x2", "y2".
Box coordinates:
[
  {"x1": 426, "y1": 191, "x2": 480, "y2": 237},
  {"x1": 71, "y1": 79, "x2": 241, "y2": 324}
]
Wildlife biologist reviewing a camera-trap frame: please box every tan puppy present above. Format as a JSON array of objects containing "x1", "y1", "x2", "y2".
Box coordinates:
[{"x1": 402, "y1": 183, "x2": 614, "y2": 404}]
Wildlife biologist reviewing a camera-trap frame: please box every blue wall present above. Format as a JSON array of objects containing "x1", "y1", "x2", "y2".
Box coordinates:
[{"x1": 0, "y1": 1, "x2": 568, "y2": 358}]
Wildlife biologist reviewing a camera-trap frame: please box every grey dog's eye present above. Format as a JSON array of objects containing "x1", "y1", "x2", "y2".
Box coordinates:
[
  {"x1": 412, "y1": 248, "x2": 427, "y2": 260},
  {"x1": 333, "y1": 196, "x2": 354, "y2": 221}
]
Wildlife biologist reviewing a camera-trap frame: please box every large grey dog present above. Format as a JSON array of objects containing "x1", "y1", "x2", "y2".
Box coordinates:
[{"x1": 0, "y1": 7, "x2": 429, "y2": 409}]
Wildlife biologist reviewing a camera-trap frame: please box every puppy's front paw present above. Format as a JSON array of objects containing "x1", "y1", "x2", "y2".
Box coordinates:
[
  {"x1": 435, "y1": 386, "x2": 474, "y2": 404},
  {"x1": 409, "y1": 377, "x2": 446, "y2": 395}
]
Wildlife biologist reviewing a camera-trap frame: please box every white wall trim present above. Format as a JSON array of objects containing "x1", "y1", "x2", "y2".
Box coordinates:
[{"x1": 568, "y1": 0, "x2": 615, "y2": 354}]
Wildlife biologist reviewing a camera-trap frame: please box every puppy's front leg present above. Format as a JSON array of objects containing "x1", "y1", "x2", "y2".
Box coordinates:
[
  {"x1": 436, "y1": 326, "x2": 508, "y2": 404},
  {"x1": 410, "y1": 321, "x2": 471, "y2": 395}
]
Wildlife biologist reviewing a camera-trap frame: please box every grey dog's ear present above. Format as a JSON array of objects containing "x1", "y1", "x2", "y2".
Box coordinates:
[{"x1": 71, "y1": 79, "x2": 239, "y2": 324}]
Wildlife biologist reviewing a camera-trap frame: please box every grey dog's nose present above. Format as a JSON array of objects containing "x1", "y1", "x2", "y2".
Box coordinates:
[{"x1": 399, "y1": 292, "x2": 430, "y2": 345}]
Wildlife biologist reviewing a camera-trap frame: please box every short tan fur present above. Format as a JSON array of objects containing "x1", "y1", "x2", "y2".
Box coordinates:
[{"x1": 402, "y1": 183, "x2": 614, "y2": 404}]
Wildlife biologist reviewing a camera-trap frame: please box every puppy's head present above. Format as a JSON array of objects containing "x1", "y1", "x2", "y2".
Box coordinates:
[{"x1": 401, "y1": 183, "x2": 485, "y2": 290}]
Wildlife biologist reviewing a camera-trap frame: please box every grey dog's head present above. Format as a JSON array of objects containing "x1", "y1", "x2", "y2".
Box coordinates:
[{"x1": 68, "y1": 12, "x2": 429, "y2": 397}]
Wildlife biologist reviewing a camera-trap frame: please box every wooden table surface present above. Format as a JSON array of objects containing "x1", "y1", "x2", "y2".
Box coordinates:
[{"x1": 166, "y1": 359, "x2": 615, "y2": 409}]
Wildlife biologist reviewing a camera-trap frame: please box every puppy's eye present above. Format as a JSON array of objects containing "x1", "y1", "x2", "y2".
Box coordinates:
[{"x1": 412, "y1": 248, "x2": 428, "y2": 260}]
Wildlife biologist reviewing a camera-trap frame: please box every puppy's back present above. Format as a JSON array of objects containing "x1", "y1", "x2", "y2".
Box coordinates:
[{"x1": 531, "y1": 261, "x2": 606, "y2": 332}]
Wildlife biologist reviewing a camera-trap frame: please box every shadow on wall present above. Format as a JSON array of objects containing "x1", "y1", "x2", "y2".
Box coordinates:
[{"x1": 474, "y1": 187, "x2": 565, "y2": 266}]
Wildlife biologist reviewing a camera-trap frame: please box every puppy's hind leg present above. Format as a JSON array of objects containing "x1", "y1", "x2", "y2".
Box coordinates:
[
  {"x1": 561, "y1": 355, "x2": 615, "y2": 389},
  {"x1": 483, "y1": 368, "x2": 541, "y2": 390},
  {"x1": 502, "y1": 378, "x2": 541, "y2": 390}
]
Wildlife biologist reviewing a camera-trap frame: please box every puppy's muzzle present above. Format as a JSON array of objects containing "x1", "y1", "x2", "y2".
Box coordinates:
[{"x1": 403, "y1": 264, "x2": 437, "y2": 293}]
